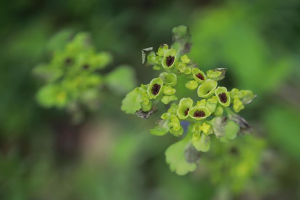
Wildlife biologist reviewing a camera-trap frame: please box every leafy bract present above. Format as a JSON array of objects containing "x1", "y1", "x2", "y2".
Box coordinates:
[
  {"x1": 166, "y1": 133, "x2": 199, "y2": 175},
  {"x1": 150, "y1": 120, "x2": 169, "y2": 136},
  {"x1": 121, "y1": 88, "x2": 143, "y2": 114}
]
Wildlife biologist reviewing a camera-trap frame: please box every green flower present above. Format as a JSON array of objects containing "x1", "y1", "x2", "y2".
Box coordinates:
[
  {"x1": 162, "y1": 49, "x2": 177, "y2": 69},
  {"x1": 167, "y1": 103, "x2": 179, "y2": 115},
  {"x1": 192, "y1": 122, "x2": 211, "y2": 152},
  {"x1": 206, "y1": 96, "x2": 218, "y2": 112},
  {"x1": 163, "y1": 85, "x2": 176, "y2": 95},
  {"x1": 189, "y1": 106, "x2": 211, "y2": 120},
  {"x1": 197, "y1": 79, "x2": 218, "y2": 98},
  {"x1": 230, "y1": 89, "x2": 256, "y2": 105},
  {"x1": 192, "y1": 68, "x2": 206, "y2": 83},
  {"x1": 147, "y1": 78, "x2": 164, "y2": 99},
  {"x1": 146, "y1": 51, "x2": 157, "y2": 65},
  {"x1": 192, "y1": 133, "x2": 211, "y2": 152},
  {"x1": 169, "y1": 116, "x2": 184, "y2": 137},
  {"x1": 161, "y1": 95, "x2": 178, "y2": 105},
  {"x1": 176, "y1": 62, "x2": 187, "y2": 73},
  {"x1": 200, "y1": 123, "x2": 213, "y2": 135},
  {"x1": 159, "y1": 72, "x2": 177, "y2": 86},
  {"x1": 230, "y1": 88, "x2": 243, "y2": 99},
  {"x1": 156, "y1": 44, "x2": 169, "y2": 56},
  {"x1": 183, "y1": 67, "x2": 192, "y2": 75},
  {"x1": 206, "y1": 70, "x2": 221, "y2": 80},
  {"x1": 177, "y1": 98, "x2": 193, "y2": 119},
  {"x1": 215, "y1": 87, "x2": 231, "y2": 107},
  {"x1": 152, "y1": 65, "x2": 161, "y2": 71},
  {"x1": 240, "y1": 90, "x2": 256, "y2": 105},
  {"x1": 233, "y1": 97, "x2": 244, "y2": 113},
  {"x1": 214, "y1": 106, "x2": 224, "y2": 116},
  {"x1": 206, "y1": 68, "x2": 226, "y2": 81},
  {"x1": 180, "y1": 55, "x2": 191, "y2": 64},
  {"x1": 196, "y1": 99, "x2": 206, "y2": 106},
  {"x1": 185, "y1": 80, "x2": 198, "y2": 90},
  {"x1": 192, "y1": 122, "x2": 202, "y2": 133}
]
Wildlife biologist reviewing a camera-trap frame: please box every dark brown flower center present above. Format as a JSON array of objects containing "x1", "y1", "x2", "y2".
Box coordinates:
[
  {"x1": 166, "y1": 56, "x2": 175, "y2": 67},
  {"x1": 83, "y1": 64, "x2": 90, "y2": 69},
  {"x1": 151, "y1": 83, "x2": 161, "y2": 95},
  {"x1": 196, "y1": 73, "x2": 204, "y2": 80},
  {"x1": 194, "y1": 110, "x2": 205, "y2": 118},
  {"x1": 184, "y1": 108, "x2": 189, "y2": 116},
  {"x1": 65, "y1": 58, "x2": 72, "y2": 65},
  {"x1": 219, "y1": 92, "x2": 227, "y2": 103}
]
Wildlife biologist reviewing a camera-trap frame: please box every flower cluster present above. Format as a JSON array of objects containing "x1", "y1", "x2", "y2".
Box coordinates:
[
  {"x1": 121, "y1": 26, "x2": 256, "y2": 175},
  {"x1": 34, "y1": 33, "x2": 113, "y2": 109},
  {"x1": 34, "y1": 32, "x2": 136, "y2": 122}
]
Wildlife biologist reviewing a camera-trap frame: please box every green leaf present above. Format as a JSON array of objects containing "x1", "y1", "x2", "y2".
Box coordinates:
[
  {"x1": 150, "y1": 120, "x2": 170, "y2": 136},
  {"x1": 36, "y1": 85, "x2": 67, "y2": 108},
  {"x1": 105, "y1": 65, "x2": 136, "y2": 95},
  {"x1": 224, "y1": 121, "x2": 240, "y2": 140},
  {"x1": 121, "y1": 88, "x2": 142, "y2": 114},
  {"x1": 192, "y1": 134, "x2": 211, "y2": 152},
  {"x1": 212, "y1": 117, "x2": 240, "y2": 140},
  {"x1": 165, "y1": 132, "x2": 199, "y2": 175}
]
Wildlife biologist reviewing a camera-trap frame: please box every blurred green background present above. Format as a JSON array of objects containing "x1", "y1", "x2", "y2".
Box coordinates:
[{"x1": 1, "y1": 0, "x2": 300, "y2": 199}]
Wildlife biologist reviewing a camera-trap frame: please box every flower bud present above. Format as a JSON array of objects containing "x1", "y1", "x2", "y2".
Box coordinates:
[
  {"x1": 214, "y1": 106, "x2": 224, "y2": 116},
  {"x1": 233, "y1": 97, "x2": 244, "y2": 113},
  {"x1": 163, "y1": 86, "x2": 176, "y2": 95},
  {"x1": 181, "y1": 55, "x2": 191, "y2": 64},
  {"x1": 161, "y1": 95, "x2": 178, "y2": 104},
  {"x1": 206, "y1": 96, "x2": 218, "y2": 112},
  {"x1": 156, "y1": 44, "x2": 169, "y2": 56},
  {"x1": 185, "y1": 80, "x2": 198, "y2": 90}
]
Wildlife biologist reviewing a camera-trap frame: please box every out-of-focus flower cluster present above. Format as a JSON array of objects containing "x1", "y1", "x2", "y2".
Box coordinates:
[
  {"x1": 33, "y1": 33, "x2": 112, "y2": 109},
  {"x1": 34, "y1": 32, "x2": 135, "y2": 122}
]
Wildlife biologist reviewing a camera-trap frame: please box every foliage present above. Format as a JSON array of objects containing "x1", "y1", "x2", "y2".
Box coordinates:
[
  {"x1": 34, "y1": 32, "x2": 135, "y2": 122},
  {"x1": 121, "y1": 26, "x2": 257, "y2": 175}
]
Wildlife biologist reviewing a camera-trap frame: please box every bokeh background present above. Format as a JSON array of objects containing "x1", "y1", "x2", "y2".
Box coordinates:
[{"x1": 1, "y1": 0, "x2": 300, "y2": 199}]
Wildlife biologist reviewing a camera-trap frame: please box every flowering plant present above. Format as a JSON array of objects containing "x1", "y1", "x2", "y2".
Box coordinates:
[
  {"x1": 34, "y1": 32, "x2": 135, "y2": 122},
  {"x1": 121, "y1": 26, "x2": 256, "y2": 175}
]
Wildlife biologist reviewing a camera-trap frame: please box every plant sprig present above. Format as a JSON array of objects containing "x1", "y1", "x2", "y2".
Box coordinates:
[{"x1": 122, "y1": 25, "x2": 257, "y2": 175}]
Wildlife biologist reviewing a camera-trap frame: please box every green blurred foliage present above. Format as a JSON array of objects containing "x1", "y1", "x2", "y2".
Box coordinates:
[{"x1": 1, "y1": 0, "x2": 300, "y2": 199}]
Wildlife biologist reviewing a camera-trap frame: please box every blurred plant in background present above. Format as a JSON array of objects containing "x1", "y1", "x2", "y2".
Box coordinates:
[
  {"x1": 34, "y1": 31, "x2": 136, "y2": 123},
  {"x1": 1, "y1": 0, "x2": 300, "y2": 200}
]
